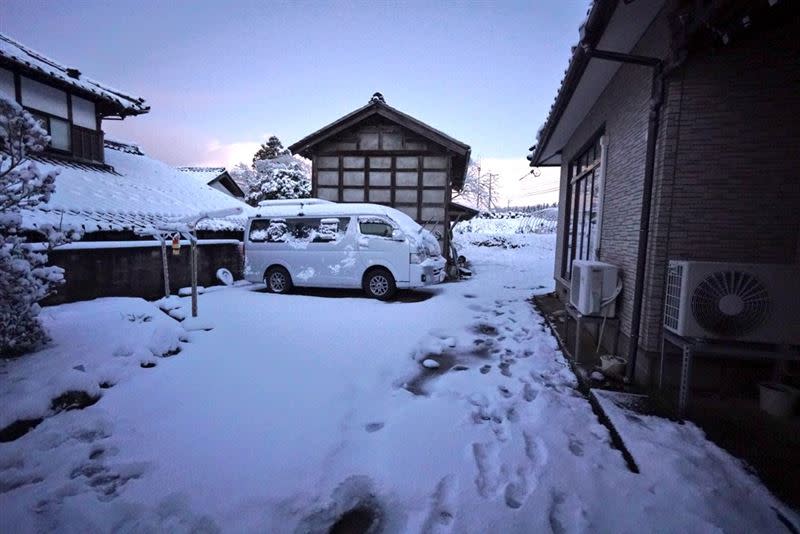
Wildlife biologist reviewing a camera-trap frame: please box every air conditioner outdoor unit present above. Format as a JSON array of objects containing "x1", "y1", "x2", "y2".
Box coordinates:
[
  {"x1": 570, "y1": 260, "x2": 620, "y2": 317},
  {"x1": 663, "y1": 260, "x2": 800, "y2": 345}
]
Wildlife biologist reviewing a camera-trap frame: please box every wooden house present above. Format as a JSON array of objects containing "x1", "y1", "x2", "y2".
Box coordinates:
[
  {"x1": 0, "y1": 32, "x2": 252, "y2": 303},
  {"x1": 288, "y1": 93, "x2": 471, "y2": 258},
  {"x1": 0, "y1": 33, "x2": 149, "y2": 165}
]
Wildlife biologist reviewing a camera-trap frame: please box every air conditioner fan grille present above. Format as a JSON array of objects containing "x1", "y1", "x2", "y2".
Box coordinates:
[{"x1": 690, "y1": 270, "x2": 769, "y2": 335}]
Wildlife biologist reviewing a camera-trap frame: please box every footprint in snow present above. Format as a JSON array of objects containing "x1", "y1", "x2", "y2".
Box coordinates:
[
  {"x1": 421, "y1": 475, "x2": 458, "y2": 534},
  {"x1": 567, "y1": 434, "x2": 584, "y2": 457},
  {"x1": 522, "y1": 382, "x2": 539, "y2": 402},
  {"x1": 472, "y1": 442, "x2": 506, "y2": 498}
]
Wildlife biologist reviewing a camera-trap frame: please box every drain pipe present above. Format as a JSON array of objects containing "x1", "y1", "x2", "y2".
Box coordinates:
[{"x1": 581, "y1": 46, "x2": 664, "y2": 383}]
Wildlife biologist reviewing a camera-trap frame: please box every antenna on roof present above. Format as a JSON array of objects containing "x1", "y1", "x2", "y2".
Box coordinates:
[{"x1": 370, "y1": 92, "x2": 385, "y2": 104}]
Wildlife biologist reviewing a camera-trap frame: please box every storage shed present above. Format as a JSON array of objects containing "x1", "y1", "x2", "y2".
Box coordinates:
[{"x1": 288, "y1": 93, "x2": 471, "y2": 258}]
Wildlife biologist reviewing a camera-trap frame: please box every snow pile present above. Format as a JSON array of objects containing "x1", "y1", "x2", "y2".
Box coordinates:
[
  {"x1": 0, "y1": 298, "x2": 185, "y2": 432},
  {"x1": 20, "y1": 142, "x2": 255, "y2": 234}
]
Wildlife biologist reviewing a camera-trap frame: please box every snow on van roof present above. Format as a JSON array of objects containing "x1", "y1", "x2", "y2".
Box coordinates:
[
  {"x1": 256, "y1": 198, "x2": 332, "y2": 207},
  {"x1": 254, "y1": 202, "x2": 423, "y2": 234}
]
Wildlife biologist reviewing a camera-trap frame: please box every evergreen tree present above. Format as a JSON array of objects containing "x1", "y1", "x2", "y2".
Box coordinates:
[
  {"x1": 0, "y1": 97, "x2": 78, "y2": 356},
  {"x1": 244, "y1": 153, "x2": 311, "y2": 206},
  {"x1": 252, "y1": 135, "x2": 286, "y2": 164}
]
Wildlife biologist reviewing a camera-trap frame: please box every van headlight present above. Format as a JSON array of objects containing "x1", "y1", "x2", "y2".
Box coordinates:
[{"x1": 410, "y1": 253, "x2": 423, "y2": 264}]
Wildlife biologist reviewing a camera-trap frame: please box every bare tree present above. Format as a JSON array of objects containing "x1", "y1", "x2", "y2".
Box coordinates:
[{"x1": 452, "y1": 159, "x2": 500, "y2": 211}]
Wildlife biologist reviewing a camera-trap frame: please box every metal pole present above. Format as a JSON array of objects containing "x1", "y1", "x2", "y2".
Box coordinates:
[
  {"x1": 160, "y1": 235, "x2": 170, "y2": 298},
  {"x1": 190, "y1": 234, "x2": 198, "y2": 317}
]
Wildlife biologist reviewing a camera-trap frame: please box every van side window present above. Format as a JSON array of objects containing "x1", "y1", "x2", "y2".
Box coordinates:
[
  {"x1": 266, "y1": 219, "x2": 289, "y2": 242},
  {"x1": 249, "y1": 219, "x2": 271, "y2": 242},
  {"x1": 359, "y1": 218, "x2": 394, "y2": 238},
  {"x1": 315, "y1": 217, "x2": 350, "y2": 243}
]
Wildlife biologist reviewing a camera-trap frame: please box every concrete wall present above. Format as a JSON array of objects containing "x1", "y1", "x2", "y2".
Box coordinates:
[{"x1": 45, "y1": 242, "x2": 243, "y2": 305}]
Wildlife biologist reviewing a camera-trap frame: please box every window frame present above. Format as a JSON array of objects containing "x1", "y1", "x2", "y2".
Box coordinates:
[
  {"x1": 357, "y1": 216, "x2": 396, "y2": 238},
  {"x1": 28, "y1": 109, "x2": 72, "y2": 154},
  {"x1": 3, "y1": 69, "x2": 104, "y2": 163},
  {"x1": 562, "y1": 132, "x2": 603, "y2": 280}
]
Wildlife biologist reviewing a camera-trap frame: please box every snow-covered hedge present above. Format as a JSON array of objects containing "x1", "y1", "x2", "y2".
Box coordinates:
[{"x1": 455, "y1": 208, "x2": 558, "y2": 235}]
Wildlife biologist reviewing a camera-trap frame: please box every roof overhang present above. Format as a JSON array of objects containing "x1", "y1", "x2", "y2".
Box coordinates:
[{"x1": 530, "y1": 0, "x2": 666, "y2": 167}]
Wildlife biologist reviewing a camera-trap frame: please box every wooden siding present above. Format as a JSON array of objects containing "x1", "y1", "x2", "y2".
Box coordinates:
[{"x1": 306, "y1": 118, "x2": 463, "y2": 256}]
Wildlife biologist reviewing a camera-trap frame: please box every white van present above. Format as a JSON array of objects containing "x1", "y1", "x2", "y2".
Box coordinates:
[{"x1": 243, "y1": 201, "x2": 446, "y2": 299}]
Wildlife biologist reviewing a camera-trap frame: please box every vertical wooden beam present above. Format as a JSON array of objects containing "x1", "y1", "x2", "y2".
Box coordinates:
[
  {"x1": 311, "y1": 155, "x2": 318, "y2": 197},
  {"x1": 338, "y1": 155, "x2": 344, "y2": 203},
  {"x1": 390, "y1": 156, "x2": 396, "y2": 207},
  {"x1": 364, "y1": 155, "x2": 371, "y2": 203},
  {"x1": 416, "y1": 155, "x2": 423, "y2": 222},
  {"x1": 444, "y1": 155, "x2": 453, "y2": 265}
]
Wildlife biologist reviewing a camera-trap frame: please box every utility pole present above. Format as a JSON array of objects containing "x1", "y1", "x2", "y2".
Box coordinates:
[{"x1": 486, "y1": 172, "x2": 498, "y2": 210}]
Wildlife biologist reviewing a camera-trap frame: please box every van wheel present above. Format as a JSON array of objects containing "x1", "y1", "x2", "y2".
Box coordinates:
[
  {"x1": 364, "y1": 268, "x2": 396, "y2": 300},
  {"x1": 265, "y1": 266, "x2": 293, "y2": 294}
]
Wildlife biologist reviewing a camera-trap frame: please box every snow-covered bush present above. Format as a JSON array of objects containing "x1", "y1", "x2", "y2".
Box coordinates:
[
  {"x1": 0, "y1": 97, "x2": 77, "y2": 356},
  {"x1": 244, "y1": 153, "x2": 311, "y2": 206}
]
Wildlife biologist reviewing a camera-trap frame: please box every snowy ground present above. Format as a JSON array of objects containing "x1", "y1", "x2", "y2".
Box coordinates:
[{"x1": 1, "y1": 232, "x2": 796, "y2": 533}]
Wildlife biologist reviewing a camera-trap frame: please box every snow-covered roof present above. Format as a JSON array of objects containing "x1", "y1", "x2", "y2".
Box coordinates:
[
  {"x1": 0, "y1": 32, "x2": 149, "y2": 117},
  {"x1": 21, "y1": 141, "x2": 255, "y2": 234},
  {"x1": 176, "y1": 166, "x2": 226, "y2": 186}
]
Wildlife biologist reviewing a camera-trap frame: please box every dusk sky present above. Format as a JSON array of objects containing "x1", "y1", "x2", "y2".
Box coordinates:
[{"x1": 1, "y1": 0, "x2": 590, "y2": 206}]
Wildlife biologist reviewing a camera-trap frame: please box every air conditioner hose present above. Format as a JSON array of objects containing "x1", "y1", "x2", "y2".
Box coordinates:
[
  {"x1": 601, "y1": 279, "x2": 623, "y2": 309},
  {"x1": 596, "y1": 278, "x2": 623, "y2": 355}
]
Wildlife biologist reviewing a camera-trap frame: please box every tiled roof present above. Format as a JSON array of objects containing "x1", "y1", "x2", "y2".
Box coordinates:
[
  {"x1": 176, "y1": 166, "x2": 227, "y2": 186},
  {"x1": 0, "y1": 32, "x2": 149, "y2": 116},
  {"x1": 21, "y1": 141, "x2": 254, "y2": 234}
]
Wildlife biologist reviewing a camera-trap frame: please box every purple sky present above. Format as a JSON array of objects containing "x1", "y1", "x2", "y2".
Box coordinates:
[{"x1": 1, "y1": 0, "x2": 589, "y2": 205}]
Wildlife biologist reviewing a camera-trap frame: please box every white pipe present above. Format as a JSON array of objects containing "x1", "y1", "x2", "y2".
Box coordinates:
[{"x1": 593, "y1": 135, "x2": 608, "y2": 261}]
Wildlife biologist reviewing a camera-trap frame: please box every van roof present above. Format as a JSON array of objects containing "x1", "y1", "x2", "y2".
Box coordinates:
[
  {"x1": 256, "y1": 198, "x2": 332, "y2": 207},
  {"x1": 255, "y1": 202, "x2": 397, "y2": 219},
  {"x1": 252, "y1": 202, "x2": 422, "y2": 234}
]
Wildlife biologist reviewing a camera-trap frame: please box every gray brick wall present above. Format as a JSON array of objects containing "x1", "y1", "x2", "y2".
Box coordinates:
[
  {"x1": 554, "y1": 10, "x2": 800, "y2": 383},
  {"x1": 554, "y1": 8, "x2": 671, "y2": 352},
  {"x1": 641, "y1": 16, "x2": 800, "y2": 351}
]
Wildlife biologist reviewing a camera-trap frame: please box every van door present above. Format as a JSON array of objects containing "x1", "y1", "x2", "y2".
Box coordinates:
[
  {"x1": 355, "y1": 216, "x2": 409, "y2": 284},
  {"x1": 309, "y1": 216, "x2": 358, "y2": 287}
]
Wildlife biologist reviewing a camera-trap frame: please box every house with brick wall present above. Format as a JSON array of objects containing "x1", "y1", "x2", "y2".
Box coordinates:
[
  {"x1": 528, "y1": 0, "x2": 800, "y2": 387},
  {"x1": 1, "y1": 32, "x2": 252, "y2": 303}
]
